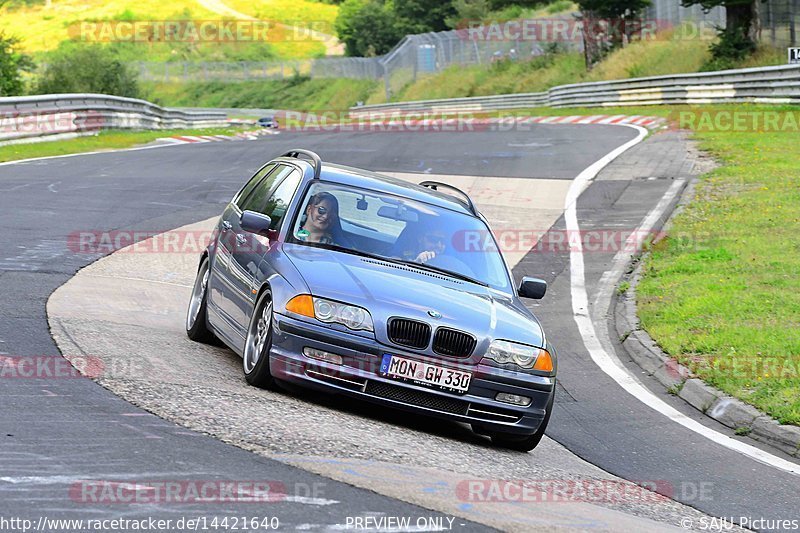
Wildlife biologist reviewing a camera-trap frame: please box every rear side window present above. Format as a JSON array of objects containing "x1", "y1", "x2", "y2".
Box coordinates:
[
  {"x1": 239, "y1": 165, "x2": 294, "y2": 212},
  {"x1": 234, "y1": 163, "x2": 275, "y2": 209}
]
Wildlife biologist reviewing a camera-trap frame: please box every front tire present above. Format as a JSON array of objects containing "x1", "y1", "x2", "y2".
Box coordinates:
[
  {"x1": 490, "y1": 391, "x2": 554, "y2": 452},
  {"x1": 186, "y1": 257, "x2": 215, "y2": 344},
  {"x1": 243, "y1": 289, "x2": 278, "y2": 389}
]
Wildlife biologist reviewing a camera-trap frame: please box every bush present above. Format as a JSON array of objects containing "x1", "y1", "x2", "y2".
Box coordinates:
[
  {"x1": 392, "y1": 0, "x2": 456, "y2": 34},
  {"x1": 34, "y1": 44, "x2": 140, "y2": 97},
  {"x1": 0, "y1": 32, "x2": 33, "y2": 96},
  {"x1": 546, "y1": 0, "x2": 575, "y2": 14},
  {"x1": 701, "y1": 28, "x2": 757, "y2": 71},
  {"x1": 447, "y1": 0, "x2": 491, "y2": 28},
  {"x1": 335, "y1": 0, "x2": 402, "y2": 56}
]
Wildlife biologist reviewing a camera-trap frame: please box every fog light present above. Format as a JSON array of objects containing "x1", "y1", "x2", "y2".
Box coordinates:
[
  {"x1": 303, "y1": 347, "x2": 343, "y2": 365},
  {"x1": 495, "y1": 392, "x2": 532, "y2": 406}
]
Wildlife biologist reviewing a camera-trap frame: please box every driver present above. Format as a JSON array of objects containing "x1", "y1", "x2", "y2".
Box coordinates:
[
  {"x1": 296, "y1": 192, "x2": 339, "y2": 245},
  {"x1": 409, "y1": 230, "x2": 447, "y2": 264}
]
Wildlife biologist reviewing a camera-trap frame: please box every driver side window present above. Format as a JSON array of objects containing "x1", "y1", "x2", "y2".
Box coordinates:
[
  {"x1": 262, "y1": 170, "x2": 301, "y2": 230},
  {"x1": 239, "y1": 165, "x2": 293, "y2": 213},
  {"x1": 234, "y1": 163, "x2": 275, "y2": 209}
]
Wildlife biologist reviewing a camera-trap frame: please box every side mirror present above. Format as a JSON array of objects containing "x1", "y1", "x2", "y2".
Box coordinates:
[
  {"x1": 240, "y1": 210, "x2": 273, "y2": 237},
  {"x1": 518, "y1": 277, "x2": 547, "y2": 299}
]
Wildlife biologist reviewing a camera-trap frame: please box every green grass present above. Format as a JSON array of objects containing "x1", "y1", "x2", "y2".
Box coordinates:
[
  {"x1": 635, "y1": 106, "x2": 800, "y2": 426},
  {"x1": 0, "y1": 0, "x2": 335, "y2": 59},
  {"x1": 0, "y1": 126, "x2": 245, "y2": 163},
  {"x1": 373, "y1": 52, "x2": 586, "y2": 103},
  {"x1": 224, "y1": 0, "x2": 338, "y2": 29},
  {"x1": 217, "y1": 0, "x2": 338, "y2": 58},
  {"x1": 0, "y1": 0, "x2": 216, "y2": 54},
  {"x1": 586, "y1": 29, "x2": 711, "y2": 80},
  {"x1": 481, "y1": 1, "x2": 577, "y2": 21},
  {"x1": 369, "y1": 31, "x2": 782, "y2": 104},
  {"x1": 617, "y1": 281, "x2": 630, "y2": 295},
  {"x1": 145, "y1": 77, "x2": 379, "y2": 111}
]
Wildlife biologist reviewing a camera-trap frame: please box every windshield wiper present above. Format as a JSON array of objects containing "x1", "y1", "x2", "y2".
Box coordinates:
[{"x1": 393, "y1": 259, "x2": 489, "y2": 287}]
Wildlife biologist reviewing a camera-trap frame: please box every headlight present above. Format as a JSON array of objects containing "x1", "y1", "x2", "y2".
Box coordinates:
[
  {"x1": 485, "y1": 340, "x2": 553, "y2": 371},
  {"x1": 312, "y1": 297, "x2": 374, "y2": 332}
]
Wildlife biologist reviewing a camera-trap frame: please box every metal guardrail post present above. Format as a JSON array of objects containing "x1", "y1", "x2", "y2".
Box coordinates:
[{"x1": 383, "y1": 61, "x2": 391, "y2": 102}]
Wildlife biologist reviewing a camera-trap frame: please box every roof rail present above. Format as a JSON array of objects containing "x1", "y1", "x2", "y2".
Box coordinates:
[
  {"x1": 281, "y1": 149, "x2": 322, "y2": 180},
  {"x1": 419, "y1": 181, "x2": 478, "y2": 216}
]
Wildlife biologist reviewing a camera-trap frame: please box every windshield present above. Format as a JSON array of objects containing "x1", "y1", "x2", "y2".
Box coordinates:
[{"x1": 289, "y1": 182, "x2": 512, "y2": 291}]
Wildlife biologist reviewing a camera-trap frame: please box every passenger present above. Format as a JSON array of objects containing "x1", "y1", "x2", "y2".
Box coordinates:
[{"x1": 296, "y1": 192, "x2": 340, "y2": 245}]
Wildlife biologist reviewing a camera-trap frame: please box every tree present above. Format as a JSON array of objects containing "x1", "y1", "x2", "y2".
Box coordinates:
[
  {"x1": 681, "y1": 0, "x2": 758, "y2": 63},
  {"x1": 446, "y1": 0, "x2": 491, "y2": 29},
  {"x1": 392, "y1": 0, "x2": 457, "y2": 34},
  {"x1": 683, "y1": 0, "x2": 758, "y2": 39},
  {"x1": 575, "y1": 0, "x2": 651, "y2": 68},
  {"x1": 35, "y1": 44, "x2": 139, "y2": 97},
  {"x1": 0, "y1": 33, "x2": 33, "y2": 96},
  {"x1": 334, "y1": 0, "x2": 402, "y2": 56}
]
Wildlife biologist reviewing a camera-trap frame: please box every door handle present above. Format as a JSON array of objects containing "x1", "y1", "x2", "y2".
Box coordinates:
[
  {"x1": 221, "y1": 221, "x2": 232, "y2": 232},
  {"x1": 236, "y1": 234, "x2": 247, "y2": 245}
]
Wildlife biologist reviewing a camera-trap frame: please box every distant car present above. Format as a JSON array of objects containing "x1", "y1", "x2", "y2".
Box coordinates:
[
  {"x1": 257, "y1": 116, "x2": 277, "y2": 129},
  {"x1": 186, "y1": 149, "x2": 557, "y2": 451}
]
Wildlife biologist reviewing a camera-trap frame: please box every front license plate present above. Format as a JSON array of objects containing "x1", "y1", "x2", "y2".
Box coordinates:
[{"x1": 379, "y1": 354, "x2": 472, "y2": 394}]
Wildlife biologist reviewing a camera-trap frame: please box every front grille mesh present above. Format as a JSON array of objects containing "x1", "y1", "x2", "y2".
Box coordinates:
[
  {"x1": 433, "y1": 328, "x2": 477, "y2": 357},
  {"x1": 365, "y1": 381, "x2": 468, "y2": 415},
  {"x1": 387, "y1": 318, "x2": 431, "y2": 349}
]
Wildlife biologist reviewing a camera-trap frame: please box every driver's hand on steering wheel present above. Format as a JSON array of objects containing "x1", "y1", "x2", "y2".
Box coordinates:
[{"x1": 415, "y1": 250, "x2": 436, "y2": 263}]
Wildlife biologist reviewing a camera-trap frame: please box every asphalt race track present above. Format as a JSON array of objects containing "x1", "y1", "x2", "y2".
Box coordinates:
[{"x1": 1, "y1": 125, "x2": 799, "y2": 531}]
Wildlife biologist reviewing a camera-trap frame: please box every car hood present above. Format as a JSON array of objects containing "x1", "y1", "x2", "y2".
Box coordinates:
[{"x1": 284, "y1": 244, "x2": 544, "y2": 361}]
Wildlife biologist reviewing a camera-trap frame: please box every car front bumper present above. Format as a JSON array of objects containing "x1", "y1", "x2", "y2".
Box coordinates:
[{"x1": 270, "y1": 313, "x2": 555, "y2": 436}]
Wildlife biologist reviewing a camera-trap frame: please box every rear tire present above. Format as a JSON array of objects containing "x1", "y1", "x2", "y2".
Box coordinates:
[
  {"x1": 186, "y1": 257, "x2": 216, "y2": 344},
  {"x1": 243, "y1": 289, "x2": 279, "y2": 390},
  {"x1": 489, "y1": 391, "x2": 554, "y2": 452}
]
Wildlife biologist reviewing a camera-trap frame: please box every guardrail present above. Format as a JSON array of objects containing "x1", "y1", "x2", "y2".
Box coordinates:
[
  {"x1": 0, "y1": 94, "x2": 228, "y2": 144},
  {"x1": 350, "y1": 64, "x2": 800, "y2": 116}
]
